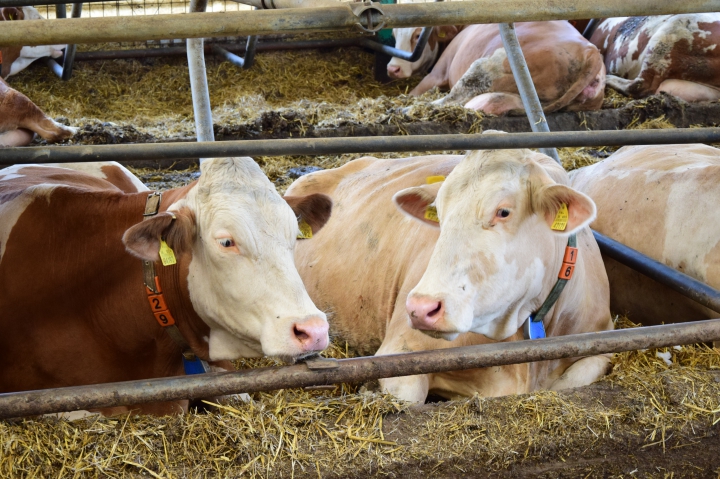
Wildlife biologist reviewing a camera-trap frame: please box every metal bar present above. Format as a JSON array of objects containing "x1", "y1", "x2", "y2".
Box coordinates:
[
  {"x1": 499, "y1": 22, "x2": 559, "y2": 163},
  {"x1": 594, "y1": 231, "x2": 720, "y2": 314},
  {"x1": 187, "y1": 0, "x2": 215, "y2": 146},
  {"x1": 359, "y1": 26, "x2": 432, "y2": 61},
  {"x1": 1, "y1": 319, "x2": 719, "y2": 419},
  {"x1": 211, "y1": 35, "x2": 258, "y2": 68},
  {"x1": 58, "y1": 2, "x2": 83, "y2": 81},
  {"x1": 1, "y1": 1, "x2": 718, "y2": 47},
  {"x1": 3, "y1": 128, "x2": 719, "y2": 165},
  {"x1": 582, "y1": 18, "x2": 601, "y2": 39}
]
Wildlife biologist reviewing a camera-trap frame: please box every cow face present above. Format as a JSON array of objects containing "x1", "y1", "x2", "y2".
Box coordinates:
[
  {"x1": 1, "y1": 7, "x2": 66, "y2": 78},
  {"x1": 386, "y1": 26, "x2": 459, "y2": 79},
  {"x1": 123, "y1": 157, "x2": 331, "y2": 362},
  {"x1": 394, "y1": 148, "x2": 595, "y2": 341}
]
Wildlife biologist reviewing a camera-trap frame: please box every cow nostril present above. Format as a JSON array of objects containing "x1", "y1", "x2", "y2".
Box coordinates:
[
  {"x1": 293, "y1": 326, "x2": 309, "y2": 341},
  {"x1": 427, "y1": 302, "x2": 442, "y2": 318}
]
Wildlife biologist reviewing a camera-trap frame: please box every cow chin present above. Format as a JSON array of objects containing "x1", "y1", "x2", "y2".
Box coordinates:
[
  {"x1": 420, "y1": 329, "x2": 460, "y2": 341},
  {"x1": 208, "y1": 328, "x2": 264, "y2": 361}
]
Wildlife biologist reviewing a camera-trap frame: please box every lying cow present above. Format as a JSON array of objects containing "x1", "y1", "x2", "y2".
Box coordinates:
[
  {"x1": 571, "y1": 144, "x2": 720, "y2": 326},
  {"x1": 0, "y1": 7, "x2": 66, "y2": 78},
  {"x1": 388, "y1": 21, "x2": 606, "y2": 115},
  {"x1": 0, "y1": 159, "x2": 331, "y2": 415},
  {"x1": 589, "y1": 15, "x2": 720, "y2": 101},
  {"x1": 289, "y1": 141, "x2": 613, "y2": 403},
  {"x1": 0, "y1": 77, "x2": 76, "y2": 146}
]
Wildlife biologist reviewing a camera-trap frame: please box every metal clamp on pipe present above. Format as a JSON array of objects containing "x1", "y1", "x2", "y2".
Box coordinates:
[{"x1": 351, "y1": 1, "x2": 386, "y2": 33}]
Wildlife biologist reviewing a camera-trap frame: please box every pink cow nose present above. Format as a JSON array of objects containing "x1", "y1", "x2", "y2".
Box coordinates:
[
  {"x1": 406, "y1": 296, "x2": 444, "y2": 330},
  {"x1": 387, "y1": 65, "x2": 402, "y2": 78},
  {"x1": 292, "y1": 316, "x2": 329, "y2": 352}
]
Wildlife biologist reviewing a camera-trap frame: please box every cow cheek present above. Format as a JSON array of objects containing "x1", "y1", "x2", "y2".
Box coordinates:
[{"x1": 208, "y1": 328, "x2": 263, "y2": 361}]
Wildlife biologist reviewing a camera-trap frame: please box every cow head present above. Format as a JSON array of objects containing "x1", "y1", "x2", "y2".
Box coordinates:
[
  {"x1": 386, "y1": 25, "x2": 459, "y2": 79},
  {"x1": 1, "y1": 7, "x2": 66, "y2": 78},
  {"x1": 394, "y1": 143, "x2": 596, "y2": 341},
  {"x1": 123, "y1": 157, "x2": 332, "y2": 362}
]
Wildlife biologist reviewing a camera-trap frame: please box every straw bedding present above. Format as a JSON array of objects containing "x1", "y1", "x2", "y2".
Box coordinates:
[{"x1": 3, "y1": 40, "x2": 720, "y2": 478}]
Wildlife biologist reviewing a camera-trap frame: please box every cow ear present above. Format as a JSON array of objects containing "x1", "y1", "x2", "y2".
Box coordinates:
[
  {"x1": 1, "y1": 8, "x2": 22, "y2": 21},
  {"x1": 535, "y1": 184, "x2": 596, "y2": 235},
  {"x1": 284, "y1": 193, "x2": 332, "y2": 235},
  {"x1": 122, "y1": 208, "x2": 196, "y2": 261},
  {"x1": 393, "y1": 183, "x2": 442, "y2": 228},
  {"x1": 435, "y1": 25, "x2": 460, "y2": 43}
]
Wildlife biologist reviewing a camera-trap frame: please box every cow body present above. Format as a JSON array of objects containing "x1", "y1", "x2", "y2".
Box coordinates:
[
  {"x1": 0, "y1": 7, "x2": 66, "y2": 78},
  {"x1": 570, "y1": 144, "x2": 720, "y2": 325},
  {"x1": 388, "y1": 21, "x2": 606, "y2": 115},
  {"x1": 590, "y1": 15, "x2": 720, "y2": 101},
  {"x1": 288, "y1": 148, "x2": 612, "y2": 403},
  {"x1": 0, "y1": 159, "x2": 331, "y2": 415}
]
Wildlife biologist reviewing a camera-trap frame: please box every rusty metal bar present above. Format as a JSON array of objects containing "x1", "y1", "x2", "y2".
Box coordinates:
[
  {"x1": 1, "y1": 0, "x2": 718, "y2": 47},
  {"x1": 1, "y1": 319, "x2": 719, "y2": 418},
  {"x1": 3, "y1": 128, "x2": 720, "y2": 165}
]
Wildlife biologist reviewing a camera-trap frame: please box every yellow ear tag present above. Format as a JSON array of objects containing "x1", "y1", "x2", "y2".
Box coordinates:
[
  {"x1": 426, "y1": 175, "x2": 445, "y2": 184},
  {"x1": 159, "y1": 240, "x2": 177, "y2": 266},
  {"x1": 297, "y1": 219, "x2": 313, "y2": 239},
  {"x1": 424, "y1": 205, "x2": 439, "y2": 223},
  {"x1": 551, "y1": 203, "x2": 569, "y2": 231}
]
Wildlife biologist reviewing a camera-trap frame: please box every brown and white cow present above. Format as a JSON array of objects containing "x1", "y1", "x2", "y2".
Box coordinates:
[
  {"x1": 589, "y1": 15, "x2": 720, "y2": 101},
  {"x1": 0, "y1": 7, "x2": 66, "y2": 78},
  {"x1": 388, "y1": 21, "x2": 606, "y2": 115},
  {"x1": 0, "y1": 158, "x2": 331, "y2": 415},
  {"x1": 288, "y1": 143, "x2": 613, "y2": 403},
  {"x1": 570, "y1": 144, "x2": 720, "y2": 326},
  {"x1": 0, "y1": 76, "x2": 76, "y2": 146}
]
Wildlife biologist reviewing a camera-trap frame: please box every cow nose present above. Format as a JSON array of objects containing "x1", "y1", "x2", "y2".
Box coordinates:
[
  {"x1": 406, "y1": 296, "x2": 444, "y2": 330},
  {"x1": 292, "y1": 316, "x2": 329, "y2": 352},
  {"x1": 387, "y1": 65, "x2": 401, "y2": 78}
]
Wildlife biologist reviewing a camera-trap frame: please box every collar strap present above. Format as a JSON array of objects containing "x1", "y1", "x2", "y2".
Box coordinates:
[
  {"x1": 142, "y1": 192, "x2": 208, "y2": 374},
  {"x1": 523, "y1": 233, "x2": 578, "y2": 340}
]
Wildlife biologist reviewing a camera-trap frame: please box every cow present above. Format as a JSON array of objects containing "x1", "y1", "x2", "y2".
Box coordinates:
[
  {"x1": 288, "y1": 141, "x2": 613, "y2": 403},
  {"x1": 387, "y1": 21, "x2": 606, "y2": 115},
  {"x1": 0, "y1": 76, "x2": 77, "y2": 147},
  {"x1": 0, "y1": 7, "x2": 66, "y2": 78},
  {"x1": 0, "y1": 158, "x2": 332, "y2": 416},
  {"x1": 589, "y1": 15, "x2": 720, "y2": 101},
  {"x1": 570, "y1": 144, "x2": 720, "y2": 326}
]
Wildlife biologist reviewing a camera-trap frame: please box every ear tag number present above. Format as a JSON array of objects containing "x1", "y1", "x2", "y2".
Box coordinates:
[
  {"x1": 297, "y1": 219, "x2": 313, "y2": 239},
  {"x1": 159, "y1": 240, "x2": 177, "y2": 266},
  {"x1": 551, "y1": 203, "x2": 569, "y2": 231},
  {"x1": 424, "y1": 205, "x2": 439, "y2": 223},
  {"x1": 426, "y1": 175, "x2": 445, "y2": 184}
]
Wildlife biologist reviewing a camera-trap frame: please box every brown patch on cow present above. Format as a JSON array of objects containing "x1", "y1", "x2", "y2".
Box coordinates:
[
  {"x1": 284, "y1": 193, "x2": 332, "y2": 235},
  {"x1": 0, "y1": 8, "x2": 26, "y2": 78},
  {"x1": 100, "y1": 164, "x2": 143, "y2": 193}
]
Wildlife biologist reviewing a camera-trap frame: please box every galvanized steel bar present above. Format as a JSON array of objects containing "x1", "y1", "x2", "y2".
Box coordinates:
[
  {"x1": 187, "y1": 0, "x2": 215, "y2": 147},
  {"x1": 1, "y1": 319, "x2": 719, "y2": 419},
  {"x1": 498, "y1": 22, "x2": 559, "y2": 163},
  {"x1": 1, "y1": 0, "x2": 719, "y2": 47},
  {"x1": 594, "y1": 231, "x2": 720, "y2": 314},
  {"x1": 359, "y1": 26, "x2": 432, "y2": 62},
  {"x1": 2, "y1": 128, "x2": 719, "y2": 165},
  {"x1": 211, "y1": 35, "x2": 258, "y2": 68}
]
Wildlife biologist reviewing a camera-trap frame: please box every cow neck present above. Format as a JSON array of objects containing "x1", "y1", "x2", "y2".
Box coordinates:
[
  {"x1": 522, "y1": 233, "x2": 578, "y2": 340},
  {"x1": 142, "y1": 186, "x2": 209, "y2": 375}
]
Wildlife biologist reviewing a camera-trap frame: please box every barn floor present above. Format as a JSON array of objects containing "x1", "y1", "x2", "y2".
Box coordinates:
[{"x1": 2, "y1": 40, "x2": 720, "y2": 478}]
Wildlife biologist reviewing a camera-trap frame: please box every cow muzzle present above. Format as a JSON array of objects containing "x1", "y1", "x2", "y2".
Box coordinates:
[{"x1": 290, "y1": 315, "x2": 329, "y2": 354}]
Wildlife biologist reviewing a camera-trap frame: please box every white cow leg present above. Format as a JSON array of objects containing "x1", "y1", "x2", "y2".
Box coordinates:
[
  {"x1": 464, "y1": 92, "x2": 524, "y2": 115},
  {"x1": 657, "y1": 79, "x2": 720, "y2": 102},
  {"x1": 548, "y1": 354, "x2": 612, "y2": 391},
  {"x1": 605, "y1": 75, "x2": 639, "y2": 97},
  {"x1": 433, "y1": 54, "x2": 501, "y2": 107},
  {"x1": 0, "y1": 128, "x2": 34, "y2": 147},
  {"x1": 379, "y1": 374, "x2": 429, "y2": 404}
]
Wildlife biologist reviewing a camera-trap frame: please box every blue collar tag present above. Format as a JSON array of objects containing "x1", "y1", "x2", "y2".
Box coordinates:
[
  {"x1": 523, "y1": 314, "x2": 546, "y2": 340},
  {"x1": 183, "y1": 356, "x2": 209, "y2": 375}
]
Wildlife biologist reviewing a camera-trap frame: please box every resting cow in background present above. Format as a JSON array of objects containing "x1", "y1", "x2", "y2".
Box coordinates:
[
  {"x1": 0, "y1": 77, "x2": 76, "y2": 146},
  {"x1": 589, "y1": 15, "x2": 720, "y2": 101},
  {"x1": 571, "y1": 144, "x2": 720, "y2": 326},
  {"x1": 288, "y1": 136, "x2": 613, "y2": 403},
  {"x1": 387, "y1": 21, "x2": 606, "y2": 115},
  {"x1": 0, "y1": 159, "x2": 332, "y2": 416},
  {"x1": 0, "y1": 7, "x2": 66, "y2": 78}
]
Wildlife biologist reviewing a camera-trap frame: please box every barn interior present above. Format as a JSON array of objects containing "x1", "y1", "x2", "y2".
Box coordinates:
[{"x1": 1, "y1": 1, "x2": 720, "y2": 477}]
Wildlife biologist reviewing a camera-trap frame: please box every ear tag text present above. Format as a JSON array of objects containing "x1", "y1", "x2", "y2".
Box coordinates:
[
  {"x1": 297, "y1": 219, "x2": 313, "y2": 239},
  {"x1": 424, "y1": 205, "x2": 439, "y2": 223},
  {"x1": 159, "y1": 240, "x2": 177, "y2": 266},
  {"x1": 426, "y1": 175, "x2": 445, "y2": 184},
  {"x1": 551, "y1": 203, "x2": 569, "y2": 231}
]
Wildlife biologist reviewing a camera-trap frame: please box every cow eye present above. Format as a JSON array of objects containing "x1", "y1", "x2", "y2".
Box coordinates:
[
  {"x1": 217, "y1": 238, "x2": 235, "y2": 248},
  {"x1": 496, "y1": 208, "x2": 510, "y2": 218}
]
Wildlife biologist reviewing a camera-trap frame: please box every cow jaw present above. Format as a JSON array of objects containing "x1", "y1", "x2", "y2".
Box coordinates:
[{"x1": 398, "y1": 148, "x2": 596, "y2": 341}]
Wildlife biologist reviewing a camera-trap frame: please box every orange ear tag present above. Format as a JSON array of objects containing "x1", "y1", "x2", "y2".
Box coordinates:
[
  {"x1": 551, "y1": 204, "x2": 569, "y2": 231},
  {"x1": 424, "y1": 205, "x2": 439, "y2": 223},
  {"x1": 159, "y1": 240, "x2": 177, "y2": 266},
  {"x1": 297, "y1": 219, "x2": 313, "y2": 239},
  {"x1": 426, "y1": 175, "x2": 445, "y2": 184}
]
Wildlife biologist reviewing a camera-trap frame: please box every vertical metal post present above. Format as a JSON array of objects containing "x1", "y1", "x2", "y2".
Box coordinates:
[
  {"x1": 498, "y1": 23, "x2": 560, "y2": 164},
  {"x1": 187, "y1": 0, "x2": 215, "y2": 151}
]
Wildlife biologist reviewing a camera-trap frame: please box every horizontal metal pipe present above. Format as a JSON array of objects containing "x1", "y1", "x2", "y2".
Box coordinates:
[
  {"x1": 1, "y1": 0, "x2": 718, "y2": 47},
  {"x1": 3, "y1": 128, "x2": 720, "y2": 165},
  {"x1": 1, "y1": 319, "x2": 719, "y2": 419},
  {"x1": 594, "y1": 231, "x2": 720, "y2": 314}
]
